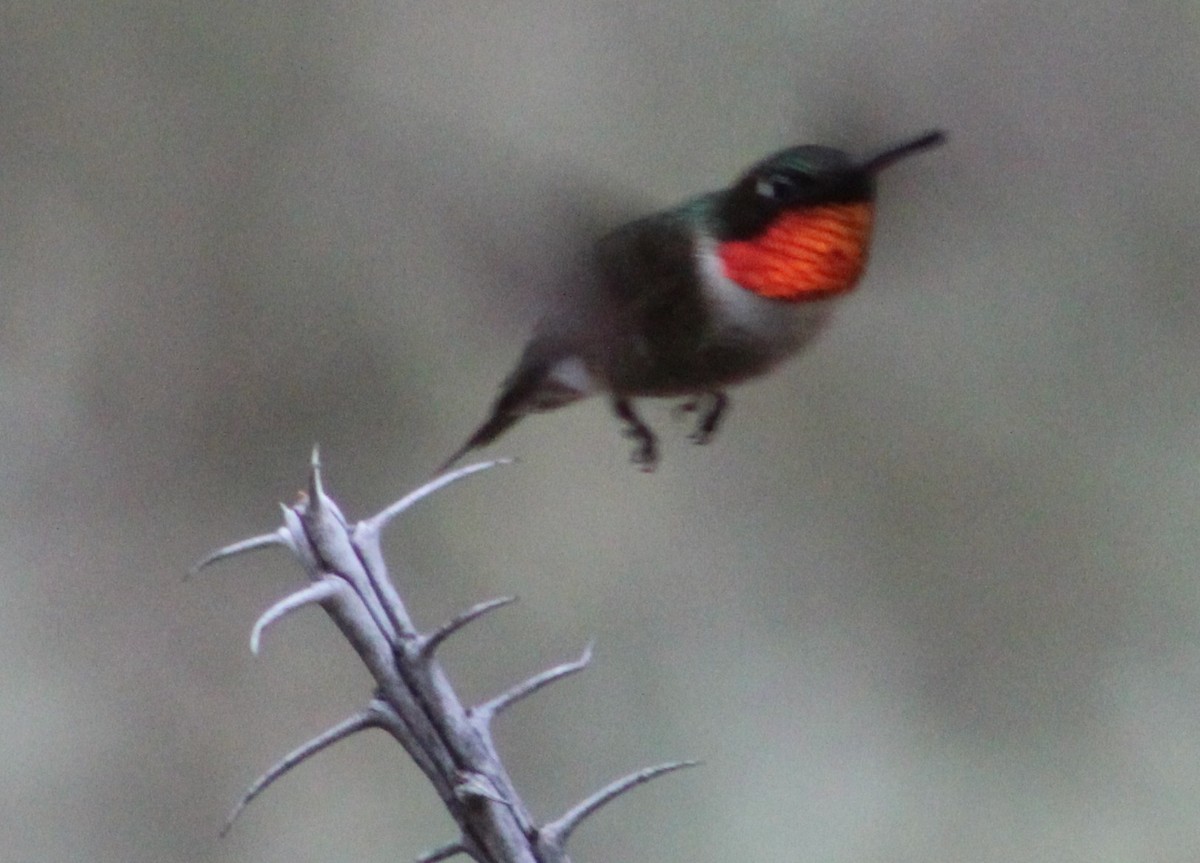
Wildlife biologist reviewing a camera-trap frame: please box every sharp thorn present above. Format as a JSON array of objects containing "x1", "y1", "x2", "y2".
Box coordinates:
[
  {"x1": 308, "y1": 445, "x2": 324, "y2": 504},
  {"x1": 362, "y1": 459, "x2": 513, "y2": 538},
  {"x1": 419, "y1": 596, "x2": 518, "y2": 658},
  {"x1": 473, "y1": 642, "x2": 593, "y2": 727},
  {"x1": 415, "y1": 841, "x2": 467, "y2": 863},
  {"x1": 220, "y1": 708, "x2": 381, "y2": 836},
  {"x1": 539, "y1": 760, "x2": 700, "y2": 850},
  {"x1": 250, "y1": 577, "x2": 345, "y2": 654},
  {"x1": 188, "y1": 529, "x2": 289, "y2": 578}
]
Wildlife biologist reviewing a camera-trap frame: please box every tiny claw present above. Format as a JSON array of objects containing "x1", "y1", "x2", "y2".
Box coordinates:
[
  {"x1": 630, "y1": 438, "x2": 658, "y2": 471},
  {"x1": 686, "y1": 391, "x2": 727, "y2": 446},
  {"x1": 612, "y1": 397, "x2": 659, "y2": 471},
  {"x1": 625, "y1": 431, "x2": 658, "y2": 471}
]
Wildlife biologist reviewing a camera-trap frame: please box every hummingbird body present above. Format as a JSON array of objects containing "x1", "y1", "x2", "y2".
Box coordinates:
[{"x1": 441, "y1": 130, "x2": 945, "y2": 471}]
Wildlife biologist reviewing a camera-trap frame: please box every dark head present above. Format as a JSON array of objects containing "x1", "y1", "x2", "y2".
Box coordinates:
[
  {"x1": 714, "y1": 130, "x2": 946, "y2": 241},
  {"x1": 706, "y1": 130, "x2": 945, "y2": 302}
]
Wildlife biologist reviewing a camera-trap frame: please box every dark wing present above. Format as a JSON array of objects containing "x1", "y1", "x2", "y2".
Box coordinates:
[
  {"x1": 585, "y1": 205, "x2": 719, "y2": 393},
  {"x1": 423, "y1": 132, "x2": 653, "y2": 332},
  {"x1": 436, "y1": 345, "x2": 564, "y2": 473}
]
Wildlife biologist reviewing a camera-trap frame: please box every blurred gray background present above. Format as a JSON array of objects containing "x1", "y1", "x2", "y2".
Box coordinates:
[{"x1": 3, "y1": 1, "x2": 1199, "y2": 861}]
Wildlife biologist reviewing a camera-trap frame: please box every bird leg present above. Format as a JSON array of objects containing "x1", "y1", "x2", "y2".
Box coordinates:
[
  {"x1": 679, "y1": 391, "x2": 728, "y2": 445},
  {"x1": 611, "y1": 397, "x2": 658, "y2": 471}
]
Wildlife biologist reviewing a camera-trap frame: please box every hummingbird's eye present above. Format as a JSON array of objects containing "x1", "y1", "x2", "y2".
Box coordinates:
[{"x1": 754, "y1": 170, "x2": 816, "y2": 203}]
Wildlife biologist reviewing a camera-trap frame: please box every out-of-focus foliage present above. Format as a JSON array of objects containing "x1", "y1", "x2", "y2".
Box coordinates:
[{"x1": 1, "y1": 2, "x2": 1198, "y2": 861}]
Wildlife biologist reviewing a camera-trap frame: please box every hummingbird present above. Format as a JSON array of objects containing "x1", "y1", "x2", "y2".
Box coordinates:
[{"x1": 441, "y1": 129, "x2": 946, "y2": 472}]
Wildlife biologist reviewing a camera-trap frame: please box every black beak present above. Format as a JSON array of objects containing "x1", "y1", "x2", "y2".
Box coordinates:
[{"x1": 861, "y1": 129, "x2": 947, "y2": 174}]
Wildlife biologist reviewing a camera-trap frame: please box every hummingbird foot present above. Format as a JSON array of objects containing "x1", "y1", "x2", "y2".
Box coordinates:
[
  {"x1": 681, "y1": 391, "x2": 728, "y2": 445},
  {"x1": 612, "y1": 397, "x2": 659, "y2": 471}
]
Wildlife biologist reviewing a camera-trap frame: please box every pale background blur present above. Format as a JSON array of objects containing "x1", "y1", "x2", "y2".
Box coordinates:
[{"x1": 3, "y1": 2, "x2": 1199, "y2": 861}]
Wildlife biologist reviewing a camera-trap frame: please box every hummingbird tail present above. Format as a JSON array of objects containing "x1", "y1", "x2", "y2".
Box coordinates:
[
  {"x1": 437, "y1": 351, "x2": 591, "y2": 474},
  {"x1": 437, "y1": 408, "x2": 525, "y2": 474}
]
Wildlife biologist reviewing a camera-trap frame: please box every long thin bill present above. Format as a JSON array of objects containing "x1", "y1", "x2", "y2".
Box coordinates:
[{"x1": 861, "y1": 129, "x2": 947, "y2": 173}]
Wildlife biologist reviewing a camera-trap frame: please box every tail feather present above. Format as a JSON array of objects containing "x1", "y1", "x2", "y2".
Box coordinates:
[
  {"x1": 437, "y1": 407, "x2": 525, "y2": 474},
  {"x1": 438, "y1": 353, "x2": 571, "y2": 474},
  {"x1": 441, "y1": 348, "x2": 590, "y2": 475}
]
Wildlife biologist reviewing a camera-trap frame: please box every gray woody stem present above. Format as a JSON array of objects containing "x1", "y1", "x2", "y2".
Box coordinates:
[{"x1": 194, "y1": 449, "x2": 695, "y2": 863}]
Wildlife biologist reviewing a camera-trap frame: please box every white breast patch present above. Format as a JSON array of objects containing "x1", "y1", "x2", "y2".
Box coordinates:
[{"x1": 693, "y1": 235, "x2": 835, "y2": 362}]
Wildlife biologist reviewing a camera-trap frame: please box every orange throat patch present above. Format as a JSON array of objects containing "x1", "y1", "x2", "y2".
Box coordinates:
[{"x1": 716, "y1": 202, "x2": 875, "y2": 301}]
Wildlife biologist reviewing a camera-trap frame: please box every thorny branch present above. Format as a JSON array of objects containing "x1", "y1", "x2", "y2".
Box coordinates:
[{"x1": 193, "y1": 450, "x2": 695, "y2": 863}]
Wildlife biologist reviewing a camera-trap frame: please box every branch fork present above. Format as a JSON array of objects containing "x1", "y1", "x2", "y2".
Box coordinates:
[{"x1": 193, "y1": 449, "x2": 694, "y2": 862}]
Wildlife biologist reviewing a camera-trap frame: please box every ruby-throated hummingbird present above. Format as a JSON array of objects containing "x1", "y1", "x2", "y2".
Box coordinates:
[{"x1": 441, "y1": 129, "x2": 945, "y2": 472}]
